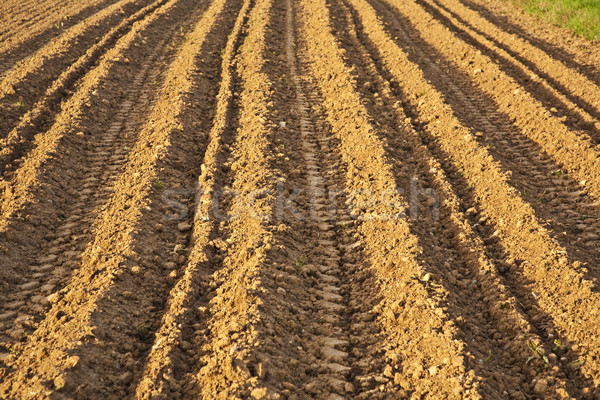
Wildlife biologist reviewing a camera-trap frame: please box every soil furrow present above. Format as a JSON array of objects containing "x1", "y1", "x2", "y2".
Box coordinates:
[
  {"x1": 459, "y1": 0, "x2": 600, "y2": 86},
  {"x1": 0, "y1": 0, "x2": 170, "y2": 173},
  {"x1": 297, "y1": 0, "x2": 502, "y2": 396},
  {"x1": 0, "y1": 0, "x2": 121, "y2": 71},
  {"x1": 381, "y1": 0, "x2": 600, "y2": 208},
  {"x1": 0, "y1": 0, "x2": 150, "y2": 139},
  {"x1": 423, "y1": 0, "x2": 600, "y2": 124},
  {"x1": 334, "y1": 0, "x2": 590, "y2": 396},
  {"x1": 0, "y1": 0, "x2": 208, "y2": 396},
  {"x1": 417, "y1": 0, "x2": 600, "y2": 140},
  {"x1": 0, "y1": 0, "x2": 117, "y2": 50},
  {"x1": 368, "y1": 0, "x2": 600, "y2": 295},
  {"x1": 132, "y1": 0, "x2": 250, "y2": 396},
  {"x1": 344, "y1": 0, "x2": 600, "y2": 393}
]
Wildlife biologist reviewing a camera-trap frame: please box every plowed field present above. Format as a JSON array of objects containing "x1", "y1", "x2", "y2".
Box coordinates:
[{"x1": 1, "y1": 0, "x2": 600, "y2": 398}]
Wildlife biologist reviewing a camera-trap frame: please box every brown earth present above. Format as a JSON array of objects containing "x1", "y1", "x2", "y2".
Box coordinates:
[{"x1": 1, "y1": 0, "x2": 600, "y2": 398}]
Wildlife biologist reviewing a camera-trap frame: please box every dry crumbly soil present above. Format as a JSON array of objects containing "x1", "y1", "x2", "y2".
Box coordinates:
[{"x1": 1, "y1": 0, "x2": 600, "y2": 398}]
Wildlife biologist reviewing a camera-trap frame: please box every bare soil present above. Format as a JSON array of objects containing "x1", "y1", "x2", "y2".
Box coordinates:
[{"x1": 1, "y1": 0, "x2": 600, "y2": 398}]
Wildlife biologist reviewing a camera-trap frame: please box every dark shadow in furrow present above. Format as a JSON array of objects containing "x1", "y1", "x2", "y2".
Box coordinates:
[
  {"x1": 0, "y1": 0, "x2": 170, "y2": 177},
  {"x1": 417, "y1": 0, "x2": 600, "y2": 143},
  {"x1": 0, "y1": 0, "x2": 122, "y2": 74},
  {"x1": 152, "y1": 2, "x2": 255, "y2": 394},
  {"x1": 129, "y1": 6, "x2": 243, "y2": 389},
  {"x1": 368, "y1": 0, "x2": 600, "y2": 295},
  {"x1": 0, "y1": 0, "x2": 150, "y2": 141},
  {"x1": 458, "y1": 0, "x2": 600, "y2": 88},
  {"x1": 156, "y1": 1, "x2": 248, "y2": 388},
  {"x1": 328, "y1": 0, "x2": 538, "y2": 397},
  {"x1": 341, "y1": 0, "x2": 596, "y2": 396},
  {"x1": 50, "y1": 1, "x2": 240, "y2": 398}
]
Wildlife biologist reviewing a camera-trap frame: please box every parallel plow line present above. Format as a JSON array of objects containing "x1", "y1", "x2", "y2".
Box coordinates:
[
  {"x1": 134, "y1": 0, "x2": 251, "y2": 395},
  {"x1": 346, "y1": 0, "x2": 600, "y2": 390}
]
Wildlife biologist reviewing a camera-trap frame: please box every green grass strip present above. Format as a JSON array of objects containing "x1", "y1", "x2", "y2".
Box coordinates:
[{"x1": 507, "y1": 0, "x2": 600, "y2": 39}]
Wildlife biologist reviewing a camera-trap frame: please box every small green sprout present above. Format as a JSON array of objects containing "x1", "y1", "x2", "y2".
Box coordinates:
[
  {"x1": 483, "y1": 350, "x2": 492, "y2": 363},
  {"x1": 84, "y1": 325, "x2": 95, "y2": 338},
  {"x1": 294, "y1": 255, "x2": 308, "y2": 271},
  {"x1": 8, "y1": 346, "x2": 21, "y2": 357},
  {"x1": 15, "y1": 97, "x2": 26, "y2": 113},
  {"x1": 527, "y1": 341, "x2": 549, "y2": 366},
  {"x1": 155, "y1": 179, "x2": 166, "y2": 189},
  {"x1": 553, "y1": 339, "x2": 562, "y2": 353},
  {"x1": 568, "y1": 359, "x2": 584, "y2": 369},
  {"x1": 537, "y1": 189, "x2": 548, "y2": 203}
]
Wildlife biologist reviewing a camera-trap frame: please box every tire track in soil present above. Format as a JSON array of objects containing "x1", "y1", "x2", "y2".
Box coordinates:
[
  {"x1": 297, "y1": 0, "x2": 500, "y2": 396},
  {"x1": 0, "y1": 0, "x2": 189, "y2": 234},
  {"x1": 132, "y1": 0, "x2": 249, "y2": 395},
  {"x1": 345, "y1": 0, "x2": 600, "y2": 394},
  {"x1": 329, "y1": 0, "x2": 579, "y2": 397},
  {"x1": 369, "y1": 0, "x2": 600, "y2": 295},
  {"x1": 0, "y1": 0, "x2": 211, "y2": 396},
  {"x1": 0, "y1": 0, "x2": 170, "y2": 173},
  {"x1": 0, "y1": 33, "x2": 167, "y2": 354},
  {"x1": 422, "y1": 0, "x2": 600, "y2": 127},
  {"x1": 333, "y1": 0, "x2": 591, "y2": 396},
  {"x1": 459, "y1": 0, "x2": 600, "y2": 87},
  {"x1": 282, "y1": 1, "x2": 356, "y2": 397},
  {"x1": 416, "y1": 0, "x2": 600, "y2": 143},
  {"x1": 0, "y1": 0, "x2": 149, "y2": 139},
  {"x1": 0, "y1": 0, "x2": 186, "y2": 309},
  {"x1": 0, "y1": 0, "x2": 121, "y2": 75},
  {"x1": 381, "y1": 0, "x2": 600, "y2": 211}
]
